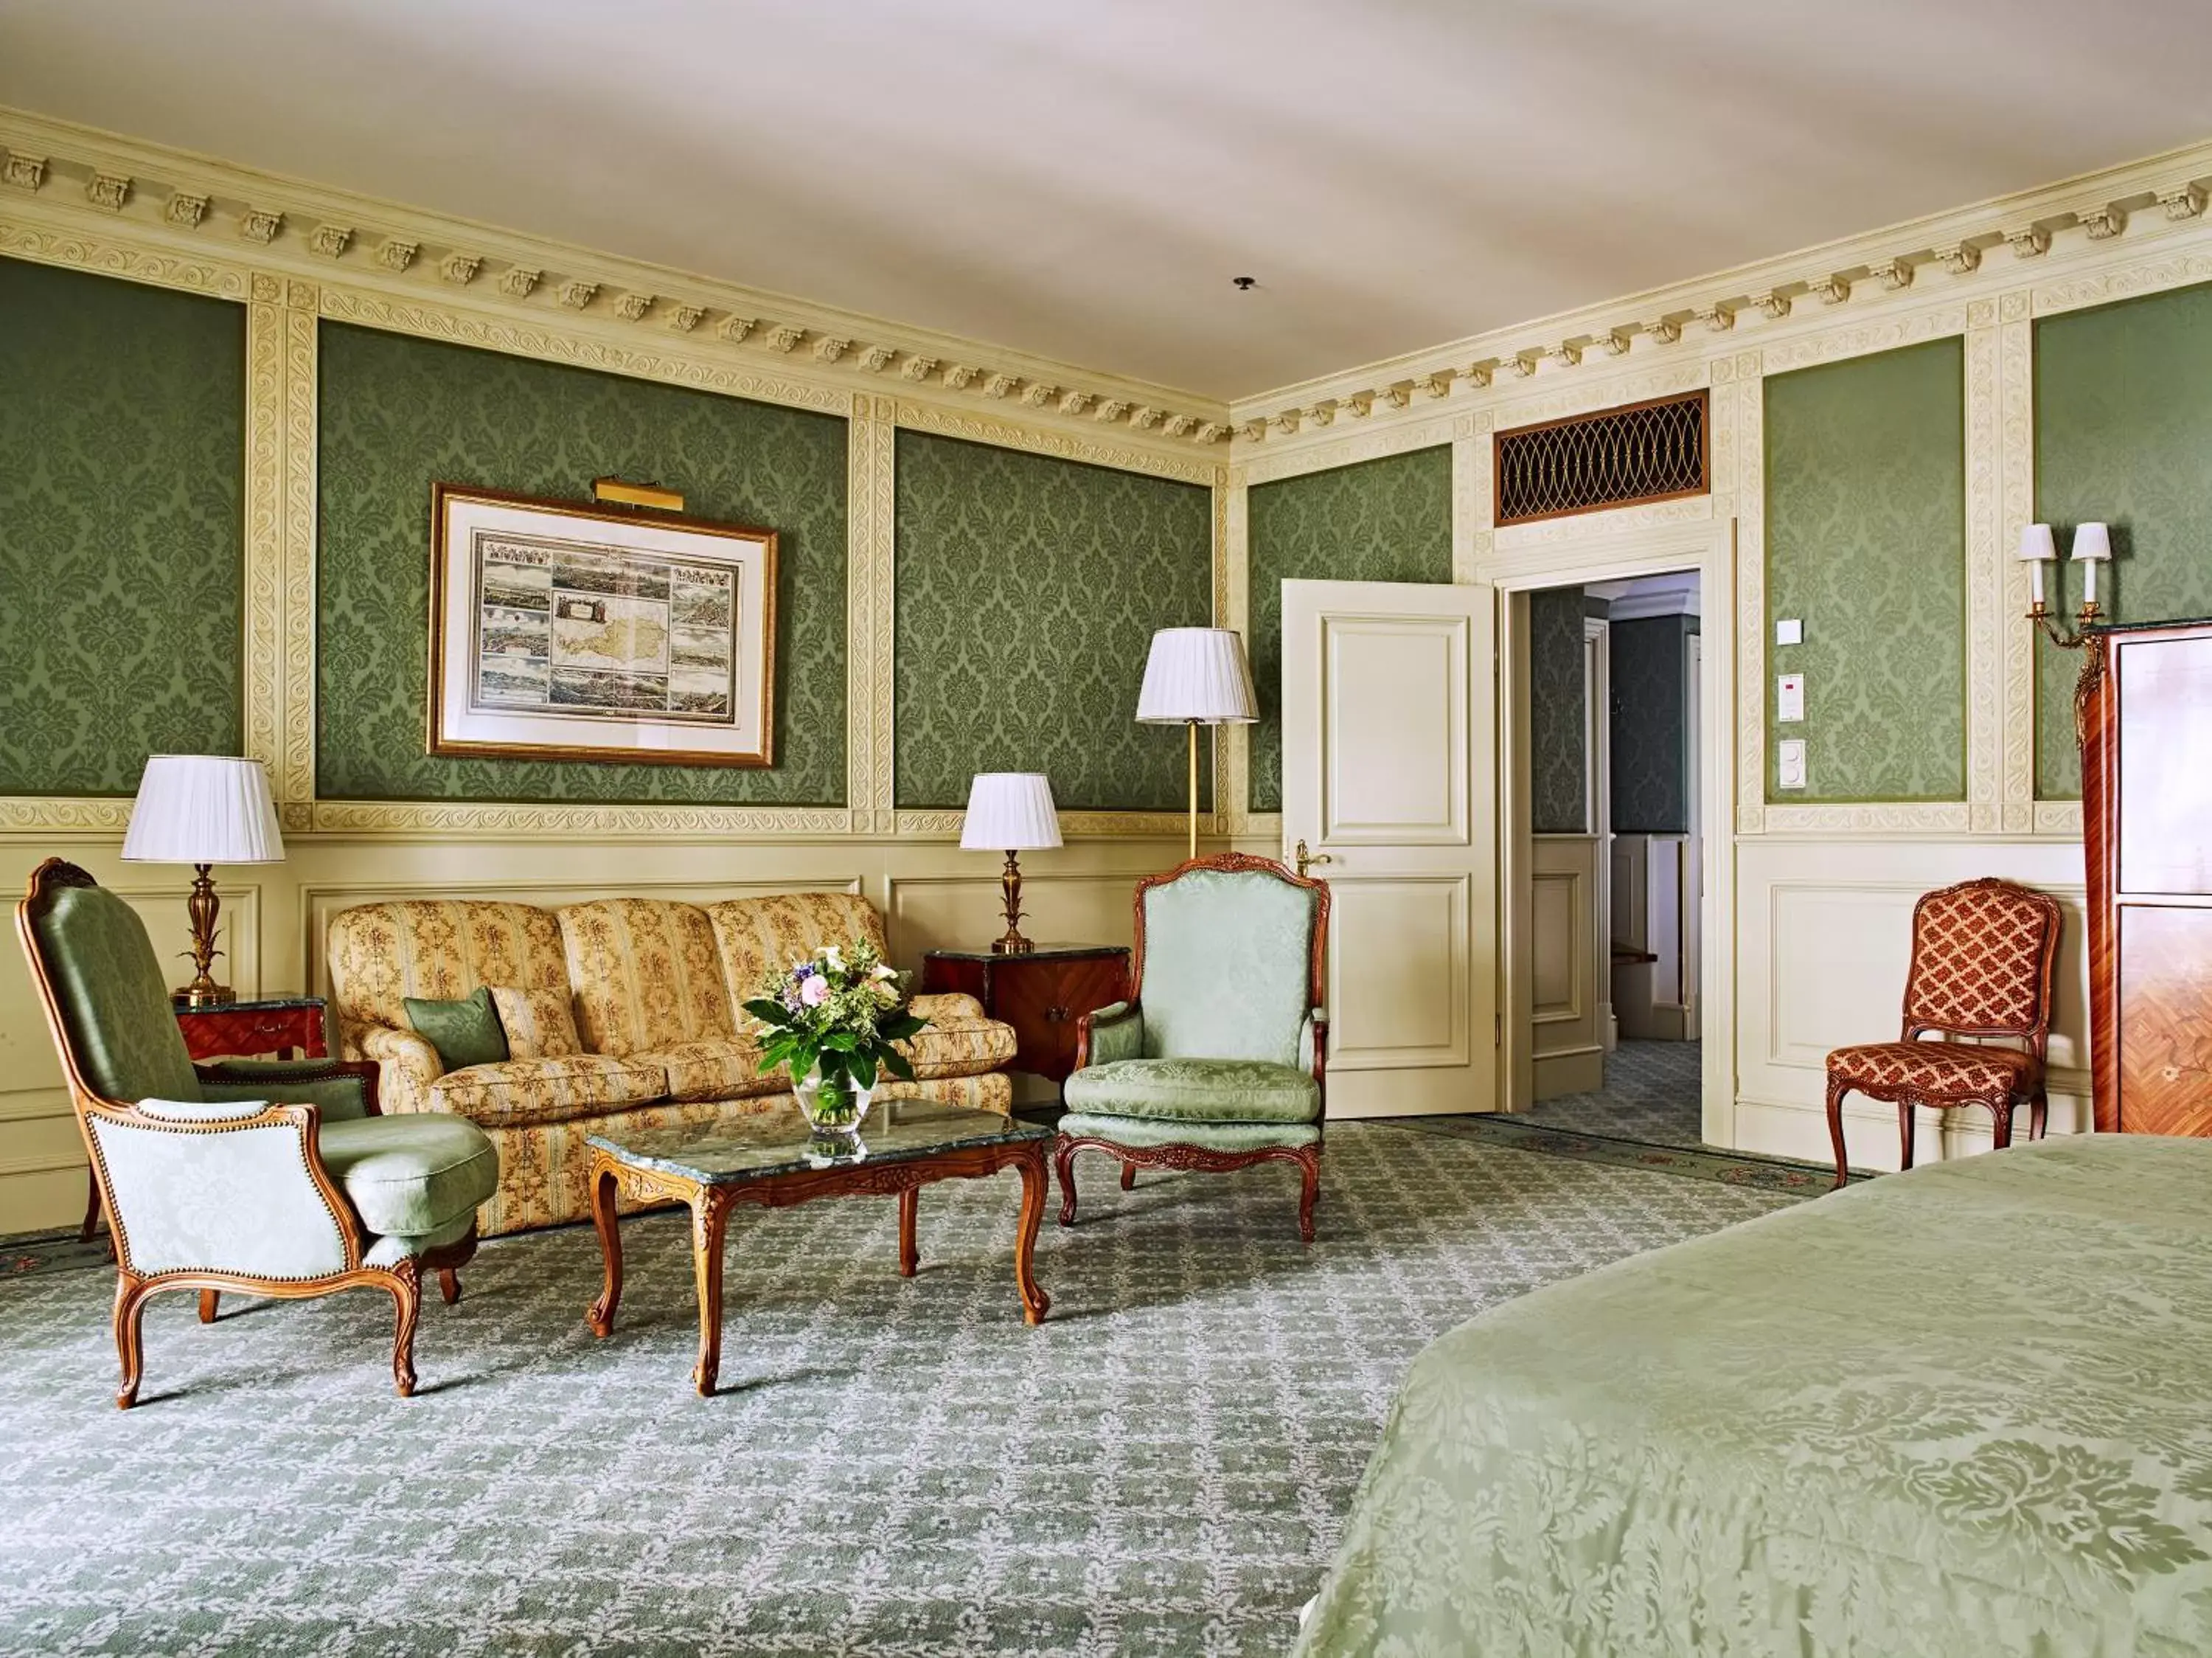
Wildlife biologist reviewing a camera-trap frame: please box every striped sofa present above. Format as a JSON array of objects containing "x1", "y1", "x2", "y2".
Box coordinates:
[{"x1": 326, "y1": 892, "x2": 1015, "y2": 1235}]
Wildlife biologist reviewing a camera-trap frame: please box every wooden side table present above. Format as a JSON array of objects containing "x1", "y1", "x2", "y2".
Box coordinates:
[{"x1": 921, "y1": 945, "x2": 1130, "y2": 1083}]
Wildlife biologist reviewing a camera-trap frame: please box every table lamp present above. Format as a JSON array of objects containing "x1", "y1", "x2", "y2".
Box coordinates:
[
  {"x1": 120, "y1": 755, "x2": 285, "y2": 1007},
  {"x1": 1135, "y1": 627, "x2": 1256, "y2": 861},
  {"x1": 961, "y1": 772, "x2": 1062, "y2": 955}
]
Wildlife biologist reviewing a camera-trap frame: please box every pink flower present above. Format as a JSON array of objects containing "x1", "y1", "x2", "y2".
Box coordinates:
[{"x1": 799, "y1": 976, "x2": 831, "y2": 1008}]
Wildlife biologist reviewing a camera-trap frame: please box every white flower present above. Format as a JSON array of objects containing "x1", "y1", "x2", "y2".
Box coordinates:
[
  {"x1": 821, "y1": 944, "x2": 845, "y2": 971},
  {"x1": 873, "y1": 963, "x2": 897, "y2": 981}
]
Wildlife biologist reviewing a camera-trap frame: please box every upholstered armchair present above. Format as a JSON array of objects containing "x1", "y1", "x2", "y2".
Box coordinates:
[
  {"x1": 17, "y1": 860, "x2": 498, "y2": 1406},
  {"x1": 1825, "y1": 876, "x2": 2063, "y2": 1190},
  {"x1": 1055, "y1": 853, "x2": 1330, "y2": 1241}
]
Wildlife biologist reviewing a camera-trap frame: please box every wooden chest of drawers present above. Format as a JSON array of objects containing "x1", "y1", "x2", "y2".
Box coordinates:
[{"x1": 920, "y1": 945, "x2": 1130, "y2": 1083}]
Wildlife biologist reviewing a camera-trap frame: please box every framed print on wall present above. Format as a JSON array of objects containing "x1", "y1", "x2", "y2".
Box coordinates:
[{"x1": 429, "y1": 485, "x2": 778, "y2": 766}]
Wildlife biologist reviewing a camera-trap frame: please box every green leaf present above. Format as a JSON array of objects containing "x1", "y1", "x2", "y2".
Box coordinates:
[
  {"x1": 821, "y1": 1030, "x2": 859, "y2": 1051},
  {"x1": 742, "y1": 998, "x2": 790, "y2": 1024},
  {"x1": 879, "y1": 1013, "x2": 928, "y2": 1041},
  {"x1": 850, "y1": 1051, "x2": 877, "y2": 1090},
  {"x1": 878, "y1": 1049, "x2": 916, "y2": 1083}
]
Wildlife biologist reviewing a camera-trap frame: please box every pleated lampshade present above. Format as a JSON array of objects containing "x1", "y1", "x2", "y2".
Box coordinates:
[
  {"x1": 1135, "y1": 628, "x2": 1257, "y2": 725},
  {"x1": 960, "y1": 773, "x2": 1063, "y2": 851},
  {"x1": 121, "y1": 755, "x2": 286, "y2": 864}
]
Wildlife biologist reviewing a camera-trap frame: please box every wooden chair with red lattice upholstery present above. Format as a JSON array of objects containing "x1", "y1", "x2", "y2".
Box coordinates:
[{"x1": 1826, "y1": 877, "x2": 2063, "y2": 1190}]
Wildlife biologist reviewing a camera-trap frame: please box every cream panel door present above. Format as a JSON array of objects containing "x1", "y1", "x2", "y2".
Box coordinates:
[{"x1": 1281, "y1": 579, "x2": 1497, "y2": 1117}]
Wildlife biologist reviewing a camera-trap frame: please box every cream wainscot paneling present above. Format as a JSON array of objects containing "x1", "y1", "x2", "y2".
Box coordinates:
[
  {"x1": 1227, "y1": 132, "x2": 2212, "y2": 1162},
  {"x1": 0, "y1": 105, "x2": 1234, "y2": 1234}
]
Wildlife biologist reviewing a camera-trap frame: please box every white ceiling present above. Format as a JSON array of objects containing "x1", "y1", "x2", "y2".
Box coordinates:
[{"x1": 4, "y1": 0, "x2": 2211, "y2": 400}]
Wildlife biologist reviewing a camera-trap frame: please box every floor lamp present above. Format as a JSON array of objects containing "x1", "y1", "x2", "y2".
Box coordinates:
[{"x1": 1136, "y1": 627, "x2": 1257, "y2": 862}]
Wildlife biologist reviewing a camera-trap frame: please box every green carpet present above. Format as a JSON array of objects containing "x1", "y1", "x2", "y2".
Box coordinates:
[{"x1": 0, "y1": 1123, "x2": 1800, "y2": 1656}]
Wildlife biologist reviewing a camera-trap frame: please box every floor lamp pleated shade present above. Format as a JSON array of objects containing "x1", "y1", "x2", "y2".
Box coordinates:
[{"x1": 1136, "y1": 628, "x2": 1256, "y2": 860}]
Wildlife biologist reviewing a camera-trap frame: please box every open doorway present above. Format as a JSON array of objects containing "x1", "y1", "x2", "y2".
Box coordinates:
[{"x1": 1509, "y1": 570, "x2": 1704, "y2": 1145}]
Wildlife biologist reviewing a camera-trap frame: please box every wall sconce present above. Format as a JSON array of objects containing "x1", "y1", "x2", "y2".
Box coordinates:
[{"x1": 2019, "y1": 520, "x2": 2113, "y2": 732}]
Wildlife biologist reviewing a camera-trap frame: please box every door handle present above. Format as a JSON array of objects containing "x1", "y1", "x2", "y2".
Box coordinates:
[{"x1": 1293, "y1": 838, "x2": 1333, "y2": 879}]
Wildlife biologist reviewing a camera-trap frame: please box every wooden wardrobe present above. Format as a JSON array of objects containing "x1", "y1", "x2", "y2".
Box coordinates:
[{"x1": 2082, "y1": 617, "x2": 2212, "y2": 1133}]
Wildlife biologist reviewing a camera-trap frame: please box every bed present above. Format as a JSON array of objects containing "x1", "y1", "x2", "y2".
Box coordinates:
[{"x1": 1295, "y1": 1136, "x2": 2212, "y2": 1657}]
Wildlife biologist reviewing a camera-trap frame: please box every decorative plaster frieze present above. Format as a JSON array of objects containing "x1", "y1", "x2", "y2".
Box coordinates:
[
  {"x1": 1936, "y1": 240, "x2": 1983, "y2": 275},
  {"x1": 1234, "y1": 412, "x2": 1462, "y2": 487},
  {"x1": 498, "y1": 266, "x2": 540, "y2": 298},
  {"x1": 1753, "y1": 291, "x2": 1791, "y2": 321},
  {"x1": 0, "y1": 218, "x2": 252, "y2": 299},
  {"x1": 1238, "y1": 419, "x2": 1267, "y2": 442},
  {"x1": 1058, "y1": 389, "x2": 1090, "y2": 415},
  {"x1": 439, "y1": 252, "x2": 479, "y2": 285},
  {"x1": 2032, "y1": 252, "x2": 2212, "y2": 316},
  {"x1": 668, "y1": 303, "x2": 703, "y2": 332},
  {"x1": 306, "y1": 801, "x2": 855, "y2": 838},
  {"x1": 1506, "y1": 353, "x2": 1538, "y2": 377},
  {"x1": 613, "y1": 292, "x2": 653, "y2": 322},
  {"x1": 1338, "y1": 392, "x2": 1374, "y2": 418},
  {"x1": 1270, "y1": 409, "x2": 1299, "y2": 436},
  {"x1": 981, "y1": 371, "x2": 1017, "y2": 398},
  {"x1": 2, "y1": 151, "x2": 45, "y2": 191},
  {"x1": 2003, "y1": 226, "x2": 2050, "y2": 259},
  {"x1": 1130, "y1": 406, "x2": 1164, "y2": 430},
  {"x1": 84, "y1": 172, "x2": 130, "y2": 212},
  {"x1": 309, "y1": 223, "x2": 352, "y2": 259},
  {"x1": 1695, "y1": 304, "x2": 1734, "y2": 333},
  {"x1": 239, "y1": 208, "x2": 282, "y2": 244},
  {"x1": 1807, "y1": 274, "x2": 1851, "y2": 305},
  {"x1": 813, "y1": 335, "x2": 850, "y2": 363},
  {"x1": 1870, "y1": 258, "x2": 1913, "y2": 291},
  {"x1": 765, "y1": 323, "x2": 804, "y2": 352},
  {"x1": 1196, "y1": 421, "x2": 1229, "y2": 443},
  {"x1": 0, "y1": 797, "x2": 133, "y2": 832},
  {"x1": 1419, "y1": 370, "x2": 1457, "y2": 395},
  {"x1": 1757, "y1": 305, "x2": 1969, "y2": 373},
  {"x1": 943, "y1": 364, "x2": 978, "y2": 389},
  {"x1": 1302, "y1": 401, "x2": 1335, "y2": 427},
  {"x1": 900, "y1": 355, "x2": 936, "y2": 381},
  {"x1": 1381, "y1": 384, "x2": 1413, "y2": 409},
  {"x1": 891, "y1": 400, "x2": 1220, "y2": 486},
  {"x1": 165, "y1": 191, "x2": 208, "y2": 229},
  {"x1": 1642, "y1": 317, "x2": 1683, "y2": 344},
  {"x1": 2079, "y1": 204, "x2": 2126, "y2": 240},
  {"x1": 377, "y1": 238, "x2": 417, "y2": 274},
  {"x1": 557, "y1": 280, "x2": 597, "y2": 310},
  {"x1": 717, "y1": 314, "x2": 755, "y2": 344},
  {"x1": 1491, "y1": 361, "x2": 1708, "y2": 433},
  {"x1": 2160, "y1": 184, "x2": 2208, "y2": 221},
  {"x1": 1549, "y1": 340, "x2": 1584, "y2": 366},
  {"x1": 1599, "y1": 330, "x2": 1632, "y2": 355},
  {"x1": 858, "y1": 342, "x2": 895, "y2": 371},
  {"x1": 1164, "y1": 412, "x2": 1199, "y2": 436},
  {"x1": 1094, "y1": 397, "x2": 1129, "y2": 421}
]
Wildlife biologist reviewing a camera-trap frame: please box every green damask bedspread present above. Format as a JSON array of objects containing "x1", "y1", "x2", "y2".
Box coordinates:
[{"x1": 1296, "y1": 1136, "x2": 2212, "y2": 1657}]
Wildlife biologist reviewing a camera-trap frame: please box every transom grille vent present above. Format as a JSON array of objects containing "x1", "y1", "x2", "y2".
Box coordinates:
[{"x1": 1494, "y1": 389, "x2": 1709, "y2": 527}]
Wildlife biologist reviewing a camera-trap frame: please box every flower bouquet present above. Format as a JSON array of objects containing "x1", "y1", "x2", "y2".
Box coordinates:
[{"x1": 745, "y1": 940, "x2": 930, "y2": 1163}]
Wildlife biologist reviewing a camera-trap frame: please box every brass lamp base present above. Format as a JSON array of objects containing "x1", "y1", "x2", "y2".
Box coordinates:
[
  {"x1": 991, "y1": 850, "x2": 1034, "y2": 955},
  {"x1": 174, "y1": 862, "x2": 233, "y2": 1007}
]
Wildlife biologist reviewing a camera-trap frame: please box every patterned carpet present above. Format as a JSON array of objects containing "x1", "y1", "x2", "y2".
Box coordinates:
[
  {"x1": 0, "y1": 1123, "x2": 1799, "y2": 1657},
  {"x1": 1520, "y1": 1038, "x2": 1707, "y2": 1146}
]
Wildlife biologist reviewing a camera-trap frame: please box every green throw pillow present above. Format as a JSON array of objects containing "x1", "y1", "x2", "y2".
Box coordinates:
[{"x1": 403, "y1": 985, "x2": 509, "y2": 1072}]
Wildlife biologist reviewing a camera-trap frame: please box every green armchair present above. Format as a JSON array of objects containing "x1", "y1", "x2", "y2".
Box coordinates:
[
  {"x1": 17, "y1": 859, "x2": 498, "y2": 1406},
  {"x1": 1056, "y1": 853, "x2": 1330, "y2": 1241}
]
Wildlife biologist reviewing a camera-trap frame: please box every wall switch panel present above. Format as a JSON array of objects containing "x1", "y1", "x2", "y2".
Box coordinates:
[
  {"x1": 1777, "y1": 673, "x2": 1806, "y2": 722},
  {"x1": 1777, "y1": 738, "x2": 1808, "y2": 790},
  {"x1": 1775, "y1": 618, "x2": 1804, "y2": 645}
]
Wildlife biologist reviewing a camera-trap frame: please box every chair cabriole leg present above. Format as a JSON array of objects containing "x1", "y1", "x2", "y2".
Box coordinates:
[
  {"x1": 1825, "y1": 1076, "x2": 1852, "y2": 1190},
  {"x1": 1054, "y1": 1140, "x2": 1079, "y2": 1228},
  {"x1": 1119, "y1": 1163, "x2": 1135, "y2": 1192},
  {"x1": 386, "y1": 1260, "x2": 421, "y2": 1398},
  {"x1": 1897, "y1": 1097, "x2": 1916, "y2": 1173},
  {"x1": 2029, "y1": 1086, "x2": 2048, "y2": 1141},
  {"x1": 1989, "y1": 1095, "x2": 2014, "y2": 1150},
  {"x1": 198, "y1": 1289, "x2": 219, "y2": 1323},
  {"x1": 112, "y1": 1272, "x2": 148, "y2": 1410},
  {"x1": 1295, "y1": 1148, "x2": 1319, "y2": 1244},
  {"x1": 437, "y1": 1267, "x2": 462, "y2": 1305}
]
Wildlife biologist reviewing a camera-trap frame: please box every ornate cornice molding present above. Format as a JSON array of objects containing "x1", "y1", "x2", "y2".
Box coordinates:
[
  {"x1": 891, "y1": 400, "x2": 1222, "y2": 487},
  {"x1": 1230, "y1": 134, "x2": 2212, "y2": 451},
  {"x1": 0, "y1": 104, "x2": 1227, "y2": 454}
]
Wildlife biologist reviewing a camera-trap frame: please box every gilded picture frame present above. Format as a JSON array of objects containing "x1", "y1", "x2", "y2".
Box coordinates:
[{"x1": 428, "y1": 485, "x2": 778, "y2": 767}]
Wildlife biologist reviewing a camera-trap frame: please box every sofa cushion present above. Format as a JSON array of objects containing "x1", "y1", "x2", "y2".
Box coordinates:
[
  {"x1": 557, "y1": 899, "x2": 733, "y2": 1056},
  {"x1": 902, "y1": 998, "x2": 1018, "y2": 1079},
  {"x1": 488, "y1": 985, "x2": 583, "y2": 1059},
  {"x1": 404, "y1": 985, "x2": 509, "y2": 1072},
  {"x1": 428, "y1": 1053, "x2": 669, "y2": 1130},
  {"x1": 703, "y1": 894, "x2": 889, "y2": 1008},
  {"x1": 1061, "y1": 1057, "x2": 1320, "y2": 1124},
  {"x1": 641, "y1": 1037, "x2": 787, "y2": 1104},
  {"x1": 327, "y1": 901, "x2": 570, "y2": 1035},
  {"x1": 317, "y1": 1113, "x2": 498, "y2": 1236}
]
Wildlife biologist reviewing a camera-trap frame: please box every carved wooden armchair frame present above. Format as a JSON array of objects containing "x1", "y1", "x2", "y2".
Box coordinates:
[
  {"x1": 1825, "y1": 876, "x2": 2063, "y2": 1190},
  {"x1": 1056, "y1": 852, "x2": 1331, "y2": 1240},
  {"x1": 18, "y1": 859, "x2": 476, "y2": 1406}
]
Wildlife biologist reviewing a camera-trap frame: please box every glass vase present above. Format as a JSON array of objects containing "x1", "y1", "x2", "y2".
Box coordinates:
[{"x1": 793, "y1": 1064, "x2": 873, "y2": 1164}]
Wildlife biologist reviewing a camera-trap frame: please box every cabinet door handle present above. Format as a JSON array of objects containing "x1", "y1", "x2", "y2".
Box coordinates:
[{"x1": 1046, "y1": 1005, "x2": 1071, "y2": 1023}]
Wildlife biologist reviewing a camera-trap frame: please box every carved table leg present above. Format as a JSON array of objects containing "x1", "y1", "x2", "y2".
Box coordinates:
[
  {"x1": 198, "y1": 1289, "x2": 220, "y2": 1323},
  {"x1": 1013, "y1": 1143, "x2": 1051, "y2": 1325},
  {"x1": 691, "y1": 1189, "x2": 729, "y2": 1397},
  {"x1": 898, "y1": 1187, "x2": 919, "y2": 1278},
  {"x1": 587, "y1": 1162, "x2": 624, "y2": 1339}
]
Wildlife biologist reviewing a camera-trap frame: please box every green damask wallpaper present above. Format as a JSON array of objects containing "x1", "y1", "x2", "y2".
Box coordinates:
[
  {"x1": 1764, "y1": 338, "x2": 1966, "y2": 802},
  {"x1": 1528, "y1": 587, "x2": 1588, "y2": 833},
  {"x1": 893, "y1": 431, "x2": 1211, "y2": 811},
  {"x1": 317, "y1": 322, "x2": 846, "y2": 803},
  {"x1": 1246, "y1": 445, "x2": 1453, "y2": 812},
  {"x1": 2036, "y1": 280, "x2": 2212, "y2": 799},
  {"x1": 0, "y1": 256, "x2": 244, "y2": 794},
  {"x1": 1611, "y1": 615, "x2": 1697, "y2": 834}
]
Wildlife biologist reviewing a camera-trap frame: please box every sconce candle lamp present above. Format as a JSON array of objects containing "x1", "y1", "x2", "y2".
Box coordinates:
[{"x1": 2018, "y1": 521, "x2": 2115, "y2": 728}]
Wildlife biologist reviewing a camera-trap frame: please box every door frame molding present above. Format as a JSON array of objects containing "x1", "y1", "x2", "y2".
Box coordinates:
[{"x1": 1492, "y1": 518, "x2": 1737, "y2": 1146}]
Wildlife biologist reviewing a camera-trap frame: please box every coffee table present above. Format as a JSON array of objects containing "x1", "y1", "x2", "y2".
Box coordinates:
[{"x1": 584, "y1": 1102, "x2": 1054, "y2": 1395}]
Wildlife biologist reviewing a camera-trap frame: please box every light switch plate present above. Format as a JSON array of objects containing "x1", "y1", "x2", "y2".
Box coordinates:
[
  {"x1": 1776, "y1": 618, "x2": 1804, "y2": 645},
  {"x1": 1777, "y1": 673, "x2": 1806, "y2": 723},
  {"x1": 1778, "y1": 738, "x2": 1808, "y2": 789}
]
